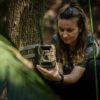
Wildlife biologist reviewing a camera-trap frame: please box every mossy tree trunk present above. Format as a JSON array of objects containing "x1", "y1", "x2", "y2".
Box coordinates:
[
  {"x1": 7, "y1": 0, "x2": 37, "y2": 48},
  {"x1": 0, "y1": 0, "x2": 45, "y2": 48}
]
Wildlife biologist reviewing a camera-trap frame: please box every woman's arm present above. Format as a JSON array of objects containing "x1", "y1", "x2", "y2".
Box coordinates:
[
  {"x1": 36, "y1": 62, "x2": 86, "y2": 85},
  {"x1": 63, "y1": 66, "x2": 85, "y2": 84}
]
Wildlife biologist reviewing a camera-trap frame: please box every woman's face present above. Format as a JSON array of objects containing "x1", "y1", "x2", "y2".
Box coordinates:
[{"x1": 58, "y1": 18, "x2": 80, "y2": 47}]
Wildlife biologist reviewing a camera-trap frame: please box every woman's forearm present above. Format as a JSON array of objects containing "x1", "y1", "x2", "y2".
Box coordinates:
[{"x1": 63, "y1": 66, "x2": 85, "y2": 84}]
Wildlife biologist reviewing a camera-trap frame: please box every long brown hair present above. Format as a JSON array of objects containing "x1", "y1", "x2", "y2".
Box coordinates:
[{"x1": 56, "y1": 1, "x2": 90, "y2": 65}]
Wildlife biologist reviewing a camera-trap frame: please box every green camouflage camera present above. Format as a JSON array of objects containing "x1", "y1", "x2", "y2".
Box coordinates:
[
  {"x1": 19, "y1": 44, "x2": 56, "y2": 68},
  {"x1": 34, "y1": 44, "x2": 56, "y2": 68}
]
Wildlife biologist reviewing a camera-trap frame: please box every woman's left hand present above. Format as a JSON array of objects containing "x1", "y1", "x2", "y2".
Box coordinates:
[{"x1": 36, "y1": 63, "x2": 61, "y2": 81}]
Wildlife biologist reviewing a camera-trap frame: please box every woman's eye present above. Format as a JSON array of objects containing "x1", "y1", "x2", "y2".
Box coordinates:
[
  {"x1": 59, "y1": 27, "x2": 74, "y2": 33},
  {"x1": 67, "y1": 29, "x2": 74, "y2": 32},
  {"x1": 59, "y1": 28, "x2": 64, "y2": 32}
]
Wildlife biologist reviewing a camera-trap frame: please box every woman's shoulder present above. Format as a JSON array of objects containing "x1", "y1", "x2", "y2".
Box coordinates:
[
  {"x1": 87, "y1": 33, "x2": 95, "y2": 42},
  {"x1": 86, "y1": 33, "x2": 100, "y2": 58},
  {"x1": 87, "y1": 33, "x2": 98, "y2": 46},
  {"x1": 51, "y1": 34, "x2": 59, "y2": 44}
]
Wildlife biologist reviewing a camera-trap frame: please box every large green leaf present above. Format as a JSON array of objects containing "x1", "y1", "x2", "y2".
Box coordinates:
[{"x1": 0, "y1": 39, "x2": 57, "y2": 100}]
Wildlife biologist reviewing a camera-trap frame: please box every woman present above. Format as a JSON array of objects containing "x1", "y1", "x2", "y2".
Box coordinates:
[{"x1": 36, "y1": 1, "x2": 100, "y2": 100}]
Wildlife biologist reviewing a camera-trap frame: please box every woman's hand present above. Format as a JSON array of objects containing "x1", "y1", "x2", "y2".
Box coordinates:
[{"x1": 36, "y1": 63, "x2": 62, "y2": 81}]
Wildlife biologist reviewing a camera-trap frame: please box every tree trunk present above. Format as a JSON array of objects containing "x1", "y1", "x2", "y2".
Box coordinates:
[
  {"x1": 7, "y1": 0, "x2": 36, "y2": 48},
  {"x1": 6, "y1": 0, "x2": 46, "y2": 48}
]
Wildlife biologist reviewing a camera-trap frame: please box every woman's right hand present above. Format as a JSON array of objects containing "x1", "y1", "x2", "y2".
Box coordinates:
[{"x1": 36, "y1": 63, "x2": 62, "y2": 82}]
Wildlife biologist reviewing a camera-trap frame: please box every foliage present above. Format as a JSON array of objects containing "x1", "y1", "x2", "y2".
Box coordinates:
[{"x1": 0, "y1": 35, "x2": 56, "y2": 100}]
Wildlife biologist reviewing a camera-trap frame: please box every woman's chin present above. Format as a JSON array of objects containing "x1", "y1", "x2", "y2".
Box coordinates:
[{"x1": 63, "y1": 41, "x2": 71, "y2": 44}]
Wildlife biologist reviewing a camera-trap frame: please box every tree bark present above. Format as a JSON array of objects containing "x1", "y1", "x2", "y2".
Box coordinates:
[
  {"x1": 6, "y1": 0, "x2": 46, "y2": 48},
  {"x1": 7, "y1": 0, "x2": 34, "y2": 48}
]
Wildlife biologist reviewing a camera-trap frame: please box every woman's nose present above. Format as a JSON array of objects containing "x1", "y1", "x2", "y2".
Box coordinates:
[{"x1": 62, "y1": 31, "x2": 68, "y2": 37}]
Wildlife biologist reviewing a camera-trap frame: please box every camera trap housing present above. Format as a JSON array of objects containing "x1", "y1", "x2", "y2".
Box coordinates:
[{"x1": 35, "y1": 45, "x2": 56, "y2": 68}]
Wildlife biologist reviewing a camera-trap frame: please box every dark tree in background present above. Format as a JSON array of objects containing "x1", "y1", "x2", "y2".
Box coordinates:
[
  {"x1": 7, "y1": 0, "x2": 45, "y2": 48},
  {"x1": 0, "y1": 0, "x2": 46, "y2": 48}
]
